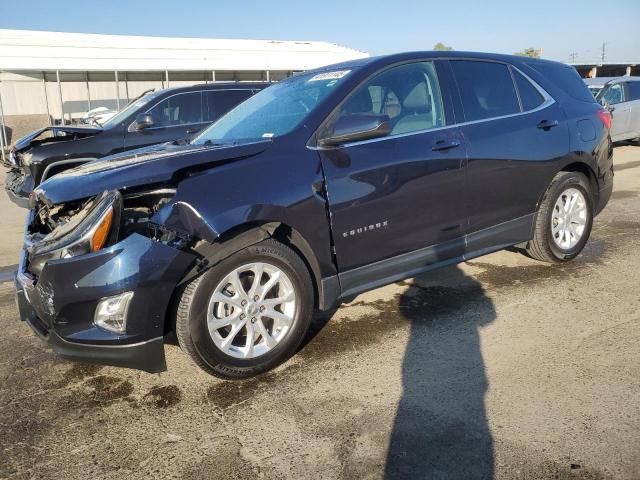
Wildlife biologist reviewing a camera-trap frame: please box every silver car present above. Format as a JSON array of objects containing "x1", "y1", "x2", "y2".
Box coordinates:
[{"x1": 593, "y1": 77, "x2": 640, "y2": 143}]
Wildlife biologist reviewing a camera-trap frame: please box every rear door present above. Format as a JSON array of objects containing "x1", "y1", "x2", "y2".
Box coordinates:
[
  {"x1": 449, "y1": 59, "x2": 568, "y2": 239},
  {"x1": 319, "y1": 60, "x2": 468, "y2": 274},
  {"x1": 123, "y1": 91, "x2": 208, "y2": 149},
  {"x1": 623, "y1": 81, "x2": 640, "y2": 138}
]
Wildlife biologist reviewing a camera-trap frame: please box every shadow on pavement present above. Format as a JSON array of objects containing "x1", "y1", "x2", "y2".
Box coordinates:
[{"x1": 384, "y1": 264, "x2": 495, "y2": 479}]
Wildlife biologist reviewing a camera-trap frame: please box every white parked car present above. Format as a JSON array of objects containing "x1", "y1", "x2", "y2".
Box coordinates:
[
  {"x1": 591, "y1": 77, "x2": 640, "y2": 143},
  {"x1": 80, "y1": 106, "x2": 117, "y2": 125}
]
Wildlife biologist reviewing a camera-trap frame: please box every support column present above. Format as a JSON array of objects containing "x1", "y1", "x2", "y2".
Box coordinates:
[
  {"x1": 266, "y1": 70, "x2": 270, "y2": 82},
  {"x1": 165, "y1": 70, "x2": 170, "y2": 88},
  {"x1": 0, "y1": 82, "x2": 6, "y2": 162},
  {"x1": 85, "y1": 71, "x2": 91, "y2": 111},
  {"x1": 211, "y1": 70, "x2": 216, "y2": 83},
  {"x1": 115, "y1": 70, "x2": 120, "y2": 110},
  {"x1": 626, "y1": 65, "x2": 632, "y2": 77},
  {"x1": 124, "y1": 72, "x2": 129, "y2": 103},
  {"x1": 42, "y1": 71, "x2": 51, "y2": 125},
  {"x1": 56, "y1": 70, "x2": 64, "y2": 125}
]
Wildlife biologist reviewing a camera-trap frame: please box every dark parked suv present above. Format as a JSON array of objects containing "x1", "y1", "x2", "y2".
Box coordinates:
[
  {"x1": 5, "y1": 82, "x2": 267, "y2": 207},
  {"x1": 15, "y1": 52, "x2": 613, "y2": 379}
]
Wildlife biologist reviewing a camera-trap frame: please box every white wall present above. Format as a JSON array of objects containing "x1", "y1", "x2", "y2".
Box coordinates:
[{"x1": 0, "y1": 70, "x2": 286, "y2": 121}]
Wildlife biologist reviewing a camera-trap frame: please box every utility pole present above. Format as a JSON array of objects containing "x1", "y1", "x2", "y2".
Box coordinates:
[
  {"x1": 569, "y1": 52, "x2": 578, "y2": 63},
  {"x1": 601, "y1": 42, "x2": 606, "y2": 63}
]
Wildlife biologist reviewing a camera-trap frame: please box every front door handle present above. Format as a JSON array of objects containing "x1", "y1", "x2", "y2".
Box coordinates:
[
  {"x1": 432, "y1": 139, "x2": 461, "y2": 151},
  {"x1": 186, "y1": 128, "x2": 200, "y2": 134},
  {"x1": 536, "y1": 119, "x2": 559, "y2": 130}
]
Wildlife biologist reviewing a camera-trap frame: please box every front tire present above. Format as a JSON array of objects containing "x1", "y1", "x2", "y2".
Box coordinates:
[
  {"x1": 175, "y1": 239, "x2": 314, "y2": 379},
  {"x1": 526, "y1": 171, "x2": 593, "y2": 263}
]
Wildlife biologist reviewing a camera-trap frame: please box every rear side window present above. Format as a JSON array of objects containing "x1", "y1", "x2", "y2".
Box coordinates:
[
  {"x1": 513, "y1": 70, "x2": 545, "y2": 111},
  {"x1": 451, "y1": 60, "x2": 520, "y2": 121},
  {"x1": 204, "y1": 90, "x2": 254, "y2": 122},
  {"x1": 148, "y1": 92, "x2": 203, "y2": 127},
  {"x1": 527, "y1": 63, "x2": 595, "y2": 103},
  {"x1": 626, "y1": 82, "x2": 640, "y2": 101}
]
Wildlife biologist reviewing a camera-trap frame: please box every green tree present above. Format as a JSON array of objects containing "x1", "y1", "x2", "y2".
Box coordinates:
[
  {"x1": 514, "y1": 47, "x2": 542, "y2": 58},
  {"x1": 433, "y1": 42, "x2": 453, "y2": 51}
]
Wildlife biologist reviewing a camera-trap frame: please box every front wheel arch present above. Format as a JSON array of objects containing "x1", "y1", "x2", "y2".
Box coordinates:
[{"x1": 166, "y1": 221, "x2": 325, "y2": 335}]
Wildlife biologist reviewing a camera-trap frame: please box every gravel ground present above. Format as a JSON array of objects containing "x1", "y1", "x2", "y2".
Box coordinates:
[{"x1": 0, "y1": 145, "x2": 639, "y2": 480}]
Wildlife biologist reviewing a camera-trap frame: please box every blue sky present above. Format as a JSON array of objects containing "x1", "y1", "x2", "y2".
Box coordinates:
[{"x1": 1, "y1": 0, "x2": 638, "y2": 62}]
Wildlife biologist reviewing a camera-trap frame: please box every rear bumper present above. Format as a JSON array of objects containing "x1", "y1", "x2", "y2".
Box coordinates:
[
  {"x1": 596, "y1": 181, "x2": 613, "y2": 216},
  {"x1": 15, "y1": 233, "x2": 196, "y2": 373},
  {"x1": 4, "y1": 169, "x2": 32, "y2": 208},
  {"x1": 595, "y1": 158, "x2": 614, "y2": 216}
]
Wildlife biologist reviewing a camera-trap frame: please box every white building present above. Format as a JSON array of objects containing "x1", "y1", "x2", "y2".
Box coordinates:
[{"x1": 0, "y1": 29, "x2": 368, "y2": 156}]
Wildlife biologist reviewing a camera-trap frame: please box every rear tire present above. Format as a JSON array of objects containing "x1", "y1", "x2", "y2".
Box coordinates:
[
  {"x1": 175, "y1": 238, "x2": 314, "y2": 379},
  {"x1": 526, "y1": 171, "x2": 593, "y2": 263}
]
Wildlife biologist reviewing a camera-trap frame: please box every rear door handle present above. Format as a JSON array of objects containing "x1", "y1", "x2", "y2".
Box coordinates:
[
  {"x1": 432, "y1": 139, "x2": 461, "y2": 151},
  {"x1": 186, "y1": 128, "x2": 200, "y2": 134},
  {"x1": 537, "y1": 119, "x2": 559, "y2": 130}
]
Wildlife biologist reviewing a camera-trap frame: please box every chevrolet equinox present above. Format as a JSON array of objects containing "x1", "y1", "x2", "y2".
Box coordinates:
[{"x1": 15, "y1": 52, "x2": 613, "y2": 379}]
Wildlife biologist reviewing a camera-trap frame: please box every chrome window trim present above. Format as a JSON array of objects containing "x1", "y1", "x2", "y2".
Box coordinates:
[
  {"x1": 311, "y1": 59, "x2": 556, "y2": 150},
  {"x1": 127, "y1": 88, "x2": 256, "y2": 132}
]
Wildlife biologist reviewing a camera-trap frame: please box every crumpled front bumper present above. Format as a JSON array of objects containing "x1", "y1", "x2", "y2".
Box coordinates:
[
  {"x1": 15, "y1": 232, "x2": 196, "y2": 373},
  {"x1": 5, "y1": 169, "x2": 33, "y2": 208}
]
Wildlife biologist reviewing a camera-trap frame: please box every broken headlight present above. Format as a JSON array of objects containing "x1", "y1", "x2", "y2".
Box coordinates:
[{"x1": 28, "y1": 190, "x2": 122, "y2": 275}]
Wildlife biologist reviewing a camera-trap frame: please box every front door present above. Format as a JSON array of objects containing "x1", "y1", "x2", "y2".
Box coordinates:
[
  {"x1": 124, "y1": 91, "x2": 209, "y2": 150},
  {"x1": 600, "y1": 83, "x2": 630, "y2": 141},
  {"x1": 318, "y1": 61, "x2": 467, "y2": 276}
]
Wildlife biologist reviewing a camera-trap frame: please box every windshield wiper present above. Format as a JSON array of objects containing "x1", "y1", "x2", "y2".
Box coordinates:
[{"x1": 202, "y1": 140, "x2": 227, "y2": 146}]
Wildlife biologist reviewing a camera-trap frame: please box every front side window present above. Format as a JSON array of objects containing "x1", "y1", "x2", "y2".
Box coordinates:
[
  {"x1": 451, "y1": 60, "x2": 520, "y2": 121},
  {"x1": 191, "y1": 70, "x2": 351, "y2": 144},
  {"x1": 513, "y1": 70, "x2": 545, "y2": 111},
  {"x1": 625, "y1": 82, "x2": 640, "y2": 102},
  {"x1": 600, "y1": 84, "x2": 624, "y2": 105},
  {"x1": 147, "y1": 92, "x2": 203, "y2": 127},
  {"x1": 335, "y1": 61, "x2": 445, "y2": 136}
]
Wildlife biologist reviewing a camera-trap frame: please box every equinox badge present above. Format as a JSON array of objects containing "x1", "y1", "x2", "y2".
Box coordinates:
[{"x1": 342, "y1": 221, "x2": 389, "y2": 238}]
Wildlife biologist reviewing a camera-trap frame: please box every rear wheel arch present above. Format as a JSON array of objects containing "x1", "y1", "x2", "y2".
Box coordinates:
[{"x1": 557, "y1": 161, "x2": 598, "y2": 210}]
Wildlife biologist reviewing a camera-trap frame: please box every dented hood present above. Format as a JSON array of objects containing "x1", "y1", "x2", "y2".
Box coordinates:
[
  {"x1": 34, "y1": 140, "x2": 271, "y2": 206},
  {"x1": 14, "y1": 126, "x2": 103, "y2": 151}
]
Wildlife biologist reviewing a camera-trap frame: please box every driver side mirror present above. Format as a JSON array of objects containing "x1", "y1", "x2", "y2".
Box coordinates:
[
  {"x1": 320, "y1": 114, "x2": 390, "y2": 147},
  {"x1": 133, "y1": 113, "x2": 154, "y2": 130}
]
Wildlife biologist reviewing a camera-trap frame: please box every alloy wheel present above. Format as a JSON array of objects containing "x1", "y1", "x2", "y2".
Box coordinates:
[
  {"x1": 550, "y1": 187, "x2": 588, "y2": 250},
  {"x1": 206, "y1": 262, "x2": 296, "y2": 359}
]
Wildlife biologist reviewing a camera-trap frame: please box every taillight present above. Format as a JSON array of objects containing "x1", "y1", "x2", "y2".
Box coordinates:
[{"x1": 597, "y1": 108, "x2": 612, "y2": 130}]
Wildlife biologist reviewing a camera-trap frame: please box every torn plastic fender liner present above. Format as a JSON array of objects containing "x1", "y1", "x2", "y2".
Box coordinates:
[
  {"x1": 154, "y1": 200, "x2": 221, "y2": 244},
  {"x1": 153, "y1": 200, "x2": 279, "y2": 284}
]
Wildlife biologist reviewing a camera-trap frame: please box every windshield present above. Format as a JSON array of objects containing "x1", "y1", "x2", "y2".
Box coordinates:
[
  {"x1": 191, "y1": 70, "x2": 351, "y2": 144},
  {"x1": 101, "y1": 91, "x2": 160, "y2": 128}
]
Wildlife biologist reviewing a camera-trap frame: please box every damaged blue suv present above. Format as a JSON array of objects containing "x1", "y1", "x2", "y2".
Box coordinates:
[{"x1": 16, "y1": 52, "x2": 613, "y2": 379}]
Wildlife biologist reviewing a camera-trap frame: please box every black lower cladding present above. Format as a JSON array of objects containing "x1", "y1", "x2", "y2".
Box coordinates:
[{"x1": 15, "y1": 232, "x2": 196, "y2": 372}]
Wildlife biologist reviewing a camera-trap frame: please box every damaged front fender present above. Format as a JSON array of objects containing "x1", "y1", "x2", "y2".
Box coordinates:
[{"x1": 153, "y1": 200, "x2": 221, "y2": 244}]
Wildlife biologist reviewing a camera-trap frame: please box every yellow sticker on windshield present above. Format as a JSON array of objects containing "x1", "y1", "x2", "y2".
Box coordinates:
[{"x1": 308, "y1": 70, "x2": 351, "y2": 82}]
